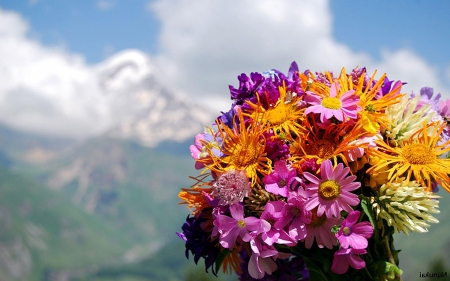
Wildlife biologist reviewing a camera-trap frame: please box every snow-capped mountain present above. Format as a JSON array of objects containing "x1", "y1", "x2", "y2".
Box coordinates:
[
  {"x1": 96, "y1": 49, "x2": 215, "y2": 147},
  {"x1": 0, "y1": 48, "x2": 215, "y2": 147}
]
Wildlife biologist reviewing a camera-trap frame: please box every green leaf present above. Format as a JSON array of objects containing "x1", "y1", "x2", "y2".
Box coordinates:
[
  {"x1": 360, "y1": 196, "x2": 376, "y2": 229},
  {"x1": 214, "y1": 248, "x2": 230, "y2": 274}
]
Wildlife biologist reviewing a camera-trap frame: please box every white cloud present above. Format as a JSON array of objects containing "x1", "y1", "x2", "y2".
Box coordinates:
[
  {"x1": 96, "y1": 0, "x2": 116, "y2": 11},
  {"x1": 0, "y1": 9, "x2": 110, "y2": 138},
  {"x1": 149, "y1": 0, "x2": 450, "y2": 111},
  {"x1": 1, "y1": 1, "x2": 449, "y2": 139}
]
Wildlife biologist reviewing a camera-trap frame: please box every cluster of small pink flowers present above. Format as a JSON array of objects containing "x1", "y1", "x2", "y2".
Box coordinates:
[{"x1": 209, "y1": 159, "x2": 369, "y2": 278}]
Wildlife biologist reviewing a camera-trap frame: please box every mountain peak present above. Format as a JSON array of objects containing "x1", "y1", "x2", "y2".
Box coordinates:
[{"x1": 96, "y1": 49, "x2": 155, "y2": 93}]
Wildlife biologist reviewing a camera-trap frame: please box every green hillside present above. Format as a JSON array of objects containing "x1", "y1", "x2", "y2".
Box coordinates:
[
  {"x1": 0, "y1": 167, "x2": 133, "y2": 280},
  {"x1": 393, "y1": 191, "x2": 450, "y2": 281}
]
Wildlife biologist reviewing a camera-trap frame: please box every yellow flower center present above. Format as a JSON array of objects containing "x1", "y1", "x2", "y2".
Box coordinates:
[
  {"x1": 231, "y1": 142, "x2": 261, "y2": 169},
  {"x1": 401, "y1": 143, "x2": 435, "y2": 165},
  {"x1": 237, "y1": 220, "x2": 246, "y2": 228},
  {"x1": 343, "y1": 226, "x2": 351, "y2": 236},
  {"x1": 321, "y1": 97, "x2": 342, "y2": 110},
  {"x1": 309, "y1": 208, "x2": 327, "y2": 228},
  {"x1": 267, "y1": 104, "x2": 289, "y2": 126},
  {"x1": 319, "y1": 180, "x2": 340, "y2": 200},
  {"x1": 306, "y1": 139, "x2": 336, "y2": 159}
]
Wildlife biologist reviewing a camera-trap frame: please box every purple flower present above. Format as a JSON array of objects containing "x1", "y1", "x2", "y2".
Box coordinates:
[
  {"x1": 331, "y1": 247, "x2": 367, "y2": 274},
  {"x1": 336, "y1": 211, "x2": 373, "y2": 250},
  {"x1": 264, "y1": 132, "x2": 290, "y2": 161},
  {"x1": 274, "y1": 196, "x2": 310, "y2": 241},
  {"x1": 215, "y1": 203, "x2": 269, "y2": 249},
  {"x1": 248, "y1": 235, "x2": 280, "y2": 279},
  {"x1": 177, "y1": 211, "x2": 220, "y2": 275},
  {"x1": 238, "y1": 247, "x2": 309, "y2": 281},
  {"x1": 260, "y1": 201, "x2": 295, "y2": 246},
  {"x1": 263, "y1": 160, "x2": 299, "y2": 197},
  {"x1": 376, "y1": 77, "x2": 403, "y2": 99},
  {"x1": 229, "y1": 72, "x2": 265, "y2": 102},
  {"x1": 412, "y1": 86, "x2": 441, "y2": 111},
  {"x1": 189, "y1": 129, "x2": 223, "y2": 169}
]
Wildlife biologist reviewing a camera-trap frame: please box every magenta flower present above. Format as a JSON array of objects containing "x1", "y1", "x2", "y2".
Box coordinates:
[
  {"x1": 304, "y1": 81, "x2": 360, "y2": 123},
  {"x1": 304, "y1": 208, "x2": 341, "y2": 249},
  {"x1": 274, "y1": 196, "x2": 311, "y2": 241},
  {"x1": 211, "y1": 170, "x2": 251, "y2": 206},
  {"x1": 263, "y1": 160, "x2": 298, "y2": 197},
  {"x1": 331, "y1": 247, "x2": 367, "y2": 274},
  {"x1": 260, "y1": 201, "x2": 295, "y2": 246},
  {"x1": 303, "y1": 160, "x2": 360, "y2": 218},
  {"x1": 337, "y1": 210, "x2": 373, "y2": 250},
  {"x1": 215, "y1": 203, "x2": 269, "y2": 249},
  {"x1": 248, "y1": 235, "x2": 279, "y2": 279},
  {"x1": 189, "y1": 129, "x2": 224, "y2": 169}
]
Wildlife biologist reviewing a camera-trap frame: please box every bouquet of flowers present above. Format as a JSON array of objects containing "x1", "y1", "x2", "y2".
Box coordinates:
[{"x1": 176, "y1": 62, "x2": 449, "y2": 280}]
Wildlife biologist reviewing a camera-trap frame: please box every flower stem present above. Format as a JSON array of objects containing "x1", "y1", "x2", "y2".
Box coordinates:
[{"x1": 383, "y1": 235, "x2": 403, "y2": 281}]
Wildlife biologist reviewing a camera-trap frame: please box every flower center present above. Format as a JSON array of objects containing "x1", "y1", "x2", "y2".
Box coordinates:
[
  {"x1": 343, "y1": 226, "x2": 351, "y2": 236},
  {"x1": 278, "y1": 179, "x2": 287, "y2": 187},
  {"x1": 237, "y1": 220, "x2": 246, "y2": 228},
  {"x1": 291, "y1": 206, "x2": 301, "y2": 217},
  {"x1": 401, "y1": 143, "x2": 435, "y2": 165},
  {"x1": 267, "y1": 104, "x2": 289, "y2": 126},
  {"x1": 321, "y1": 97, "x2": 342, "y2": 110},
  {"x1": 306, "y1": 139, "x2": 335, "y2": 159},
  {"x1": 231, "y1": 142, "x2": 261, "y2": 169},
  {"x1": 318, "y1": 180, "x2": 340, "y2": 200},
  {"x1": 309, "y1": 208, "x2": 327, "y2": 228}
]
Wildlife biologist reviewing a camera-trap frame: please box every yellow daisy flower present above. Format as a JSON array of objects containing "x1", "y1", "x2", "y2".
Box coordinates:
[
  {"x1": 200, "y1": 109, "x2": 272, "y2": 186},
  {"x1": 367, "y1": 122, "x2": 450, "y2": 192},
  {"x1": 352, "y1": 69, "x2": 404, "y2": 134},
  {"x1": 245, "y1": 84, "x2": 305, "y2": 138}
]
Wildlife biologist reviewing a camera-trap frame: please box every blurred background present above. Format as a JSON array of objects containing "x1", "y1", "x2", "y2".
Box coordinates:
[{"x1": 0, "y1": 0, "x2": 449, "y2": 280}]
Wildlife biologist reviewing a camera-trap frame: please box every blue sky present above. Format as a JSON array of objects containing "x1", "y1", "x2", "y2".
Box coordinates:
[
  {"x1": 0, "y1": 0, "x2": 450, "y2": 137},
  {"x1": 2, "y1": 0, "x2": 449, "y2": 70}
]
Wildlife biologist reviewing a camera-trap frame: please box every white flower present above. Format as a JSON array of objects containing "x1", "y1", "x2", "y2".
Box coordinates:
[
  {"x1": 384, "y1": 95, "x2": 437, "y2": 144},
  {"x1": 372, "y1": 179, "x2": 440, "y2": 235}
]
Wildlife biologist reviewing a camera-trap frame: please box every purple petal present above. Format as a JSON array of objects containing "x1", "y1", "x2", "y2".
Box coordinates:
[
  {"x1": 348, "y1": 233, "x2": 368, "y2": 250},
  {"x1": 274, "y1": 160, "x2": 290, "y2": 179},
  {"x1": 352, "y1": 222, "x2": 374, "y2": 238},
  {"x1": 320, "y1": 160, "x2": 333, "y2": 180},
  {"x1": 245, "y1": 217, "x2": 263, "y2": 231},
  {"x1": 348, "y1": 252, "x2": 366, "y2": 270},
  {"x1": 303, "y1": 172, "x2": 321, "y2": 184},
  {"x1": 344, "y1": 211, "x2": 361, "y2": 226},
  {"x1": 230, "y1": 203, "x2": 244, "y2": 220}
]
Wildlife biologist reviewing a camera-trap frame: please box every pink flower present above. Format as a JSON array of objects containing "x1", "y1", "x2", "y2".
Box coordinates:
[
  {"x1": 189, "y1": 130, "x2": 223, "y2": 169},
  {"x1": 304, "y1": 81, "x2": 360, "y2": 123},
  {"x1": 211, "y1": 170, "x2": 251, "y2": 206},
  {"x1": 304, "y1": 208, "x2": 341, "y2": 249},
  {"x1": 343, "y1": 136, "x2": 378, "y2": 162},
  {"x1": 303, "y1": 160, "x2": 360, "y2": 218},
  {"x1": 248, "y1": 235, "x2": 279, "y2": 279},
  {"x1": 263, "y1": 160, "x2": 299, "y2": 197},
  {"x1": 274, "y1": 196, "x2": 311, "y2": 242},
  {"x1": 260, "y1": 201, "x2": 295, "y2": 246},
  {"x1": 337, "y1": 210, "x2": 373, "y2": 250},
  {"x1": 331, "y1": 247, "x2": 367, "y2": 274},
  {"x1": 215, "y1": 203, "x2": 269, "y2": 249}
]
